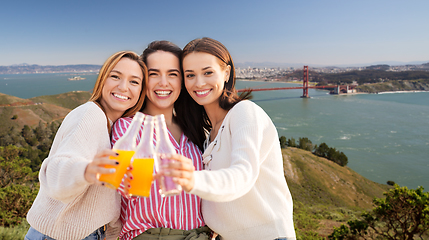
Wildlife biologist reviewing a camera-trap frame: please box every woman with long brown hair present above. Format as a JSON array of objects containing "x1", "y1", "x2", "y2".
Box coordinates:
[
  {"x1": 161, "y1": 38, "x2": 296, "y2": 240},
  {"x1": 112, "y1": 40, "x2": 211, "y2": 240},
  {"x1": 26, "y1": 51, "x2": 147, "y2": 240}
]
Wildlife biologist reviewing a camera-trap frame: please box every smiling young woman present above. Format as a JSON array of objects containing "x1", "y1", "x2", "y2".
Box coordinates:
[
  {"x1": 25, "y1": 51, "x2": 147, "y2": 240},
  {"x1": 111, "y1": 41, "x2": 210, "y2": 240},
  {"x1": 161, "y1": 38, "x2": 296, "y2": 240}
]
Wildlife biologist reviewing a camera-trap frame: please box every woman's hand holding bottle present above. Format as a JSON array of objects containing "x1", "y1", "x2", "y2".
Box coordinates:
[
  {"x1": 157, "y1": 153, "x2": 196, "y2": 192},
  {"x1": 84, "y1": 149, "x2": 119, "y2": 186}
]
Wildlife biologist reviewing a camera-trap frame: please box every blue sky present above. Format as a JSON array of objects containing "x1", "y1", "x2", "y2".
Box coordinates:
[{"x1": 1, "y1": 0, "x2": 428, "y2": 67}]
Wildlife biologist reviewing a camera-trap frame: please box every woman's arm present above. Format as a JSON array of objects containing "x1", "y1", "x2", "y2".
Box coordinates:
[
  {"x1": 39, "y1": 103, "x2": 117, "y2": 203},
  {"x1": 166, "y1": 101, "x2": 272, "y2": 202}
]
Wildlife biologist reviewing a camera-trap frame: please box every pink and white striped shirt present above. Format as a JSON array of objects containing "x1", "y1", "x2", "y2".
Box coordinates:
[{"x1": 112, "y1": 117, "x2": 205, "y2": 240}]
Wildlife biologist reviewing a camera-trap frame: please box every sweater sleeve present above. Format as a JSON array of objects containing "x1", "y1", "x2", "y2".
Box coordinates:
[
  {"x1": 39, "y1": 103, "x2": 110, "y2": 203},
  {"x1": 190, "y1": 101, "x2": 270, "y2": 202}
]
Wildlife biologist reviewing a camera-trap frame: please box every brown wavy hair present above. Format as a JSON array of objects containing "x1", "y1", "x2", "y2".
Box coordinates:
[{"x1": 178, "y1": 37, "x2": 252, "y2": 148}]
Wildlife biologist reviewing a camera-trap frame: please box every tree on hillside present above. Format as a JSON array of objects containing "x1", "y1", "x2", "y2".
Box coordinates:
[
  {"x1": 287, "y1": 137, "x2": 297, "y2": 147},
  {"x1": 0, "y1": 145, "x2": 39, "y2": 227},
  {"x1": 279, "y1": 136, "x2": 287, "y2": 149},
  {"x1": 329, "y1": 185, "x2": 429, "y2": 240},
  {"x1": 314, "y1": 142, "x2": 330, "y2": 158},
  {"x1": 298, "y1": 137, "x2": 313, "y2": 151},
  {"x1": 0, "y1": 146, "x2": 38, "y2": 190},
  {"x1": 0, "y1": 122, "x2": 59, "y2": 171},
  {"x1": 0, "y1": 127, "x2": 25, "y2": 147}
]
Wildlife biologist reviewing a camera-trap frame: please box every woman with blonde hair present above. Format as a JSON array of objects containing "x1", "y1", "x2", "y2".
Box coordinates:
[{"x1": 26, "y1": 51, "x2": 147, "y2": 240}]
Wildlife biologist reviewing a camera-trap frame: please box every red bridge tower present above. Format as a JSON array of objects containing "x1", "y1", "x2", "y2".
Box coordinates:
[{"x1": 301, "y1": 65, "x2": 309, "y2": 98}]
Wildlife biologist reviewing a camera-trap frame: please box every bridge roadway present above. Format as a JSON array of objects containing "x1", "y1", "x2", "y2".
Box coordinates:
[{"x1": 237, "y1": 85, "x2": 337, "y2": 92}]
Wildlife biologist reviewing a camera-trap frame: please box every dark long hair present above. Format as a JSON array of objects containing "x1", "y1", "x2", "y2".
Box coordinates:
[
  {"x1": 179, "y1": 37, "x2": 252, "y2": 146},
  {"x1": 140, "y1": 40, "x2": 206, "y2": 150}
]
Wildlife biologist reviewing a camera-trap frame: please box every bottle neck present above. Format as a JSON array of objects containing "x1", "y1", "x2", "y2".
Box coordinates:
[
  {"x1": 113, "y1": 113, "x2": 144, "y2": 150},
  {"x1": 155, "y1": 114, "x2": 175, "y2": 153}
]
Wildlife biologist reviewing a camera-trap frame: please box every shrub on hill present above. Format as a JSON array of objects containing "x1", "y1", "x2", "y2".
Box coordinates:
[
  {"x1": 298, "y1": 137, "x2": 313, "y2": 151},
  {"x1": 0, "y1": 220, "x2": 29, "y2": 240},
  {"x1": 329, "y1": 185, "x2": 429, "y2": 240},
  {"x1": 0, "y1": 145, "x2": 39, "y2": 227},
  {"x1": 279, "y1": 136, "x2": 287, "y2": 148}
]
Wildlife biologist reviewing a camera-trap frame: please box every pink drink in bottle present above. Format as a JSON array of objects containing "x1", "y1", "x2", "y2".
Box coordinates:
[{"x1": 154, "y1": 114, "x2": 182, "y2": 196}]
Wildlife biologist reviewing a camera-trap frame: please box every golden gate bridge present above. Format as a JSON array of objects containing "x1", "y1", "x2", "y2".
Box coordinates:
[{"x1": 237, "y1": 66, "x2": 356, "y2": 97}]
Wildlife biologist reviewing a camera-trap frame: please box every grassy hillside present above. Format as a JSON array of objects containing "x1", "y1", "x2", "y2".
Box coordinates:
[
  {"x1": 0, "y1": 93, "x2": 32, "y2": 105},
  {"x1": 0, "y1": 91, "x2": 90, "y2": 134},
  {"x1": 284, "y1": 147, "x2": 388, "y2": 209},
  {"x1": 283, "y1": 147, "x2": 390, "y2": 237},
  {"x1": 30, "y1": 91, "x2": 91, "y2": 110}
]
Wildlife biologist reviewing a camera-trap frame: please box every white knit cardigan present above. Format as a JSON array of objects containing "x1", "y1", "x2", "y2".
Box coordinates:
[
  {"x1": 27, "y1": 102, "x2": 121, "y2": 240},
  {"x1": 190, "y1": 100, "x2": 296, "y2": 240}
]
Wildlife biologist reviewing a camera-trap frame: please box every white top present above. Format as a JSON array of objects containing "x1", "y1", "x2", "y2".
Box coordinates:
[
  {"x1": 27, "y1": 102, "x2": 121, "y2": 240},
  {"x1": 190, "y1": 100, "x2": 296, "y2": 240}
]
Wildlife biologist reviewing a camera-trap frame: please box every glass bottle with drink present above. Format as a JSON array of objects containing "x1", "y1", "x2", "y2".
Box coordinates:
[
  {"x1": 128, "y1": 115, "x2": 155, "y2": 197},
  {"x1": 99, "y1": 112, "x2": 144, "y2": 189},
  {"x1": 154, "y1": 114, "x2": 182, "y2": 197}
]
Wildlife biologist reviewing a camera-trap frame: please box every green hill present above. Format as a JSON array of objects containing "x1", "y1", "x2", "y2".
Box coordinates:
[
  {"x1": 283, "y1": 147, "x2": 390, "y2": 237},
  {"x1": 0, "y1": 91, "x2": 91, "y2": 134},
  {"x1": 0, "y1": 93, "x2": 32, "y2": 105},
  {"x1": 284, "y1": 147, "x2": 388, "y2": 209}
]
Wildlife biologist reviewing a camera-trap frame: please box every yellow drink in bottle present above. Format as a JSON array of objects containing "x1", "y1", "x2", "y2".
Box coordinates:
[
  {"x1": 129, "y1": 158, "x2": 154, "y2": 197},
  {"x1": 99, "y1": 149, "x2": 135, "y2": 189}
]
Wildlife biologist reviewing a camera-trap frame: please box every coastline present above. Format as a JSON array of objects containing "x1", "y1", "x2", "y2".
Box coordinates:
[
  {"x1": 352, "y1": 90, "x2": 429, "y2": 95},
  {"x1": 237, "y1": 79, "x2": 429, "y2": 95},
  {"x1": 376, "y1": 90, "x2": 429, "y2": 94},
  {"x1": 333, "y1": 90, "x2": 429, "y2": 96}
]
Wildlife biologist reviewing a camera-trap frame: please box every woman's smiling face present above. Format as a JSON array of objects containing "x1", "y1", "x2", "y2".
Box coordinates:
[
  {"x1": 100, "y1": 57, "x2": 143, "y2": 121},
  {"x1": 183, "y1": 52, "x2": 230, "y2": 109},
  {"x1": 144, "y1": 50, "x2": 182, "y2": 115}
]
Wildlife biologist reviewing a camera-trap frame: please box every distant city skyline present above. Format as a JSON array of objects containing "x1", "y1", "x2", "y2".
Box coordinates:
[{"x1": 1, "y1": 0, "x2": 428, "y2": 67}]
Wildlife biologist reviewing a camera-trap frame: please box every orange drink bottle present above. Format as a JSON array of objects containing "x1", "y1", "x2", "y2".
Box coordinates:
[
  {"x1": 128, "y1": 115, "x2": 155, "y2": 197},
  {"x1": 154, "y1": 114, "x2": 182, "y2": 197},
  {"x1": 99, "y1": 112, "x2": 144, "y2": 189}
]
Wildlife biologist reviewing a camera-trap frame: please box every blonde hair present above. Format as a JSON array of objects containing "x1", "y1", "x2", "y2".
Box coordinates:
[{"x1": 89, "y1": 51, "x2": 147, "y2": 119}]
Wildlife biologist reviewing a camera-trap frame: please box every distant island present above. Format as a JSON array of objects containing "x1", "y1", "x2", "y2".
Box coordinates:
[{"x1": 68, "y1": 76, "x2": 86, "y2": 81}]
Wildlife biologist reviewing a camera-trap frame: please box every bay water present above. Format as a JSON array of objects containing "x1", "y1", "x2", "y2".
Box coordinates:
[{"x1": 1, "y1": 74, "x2": 428, "y2": 189}]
